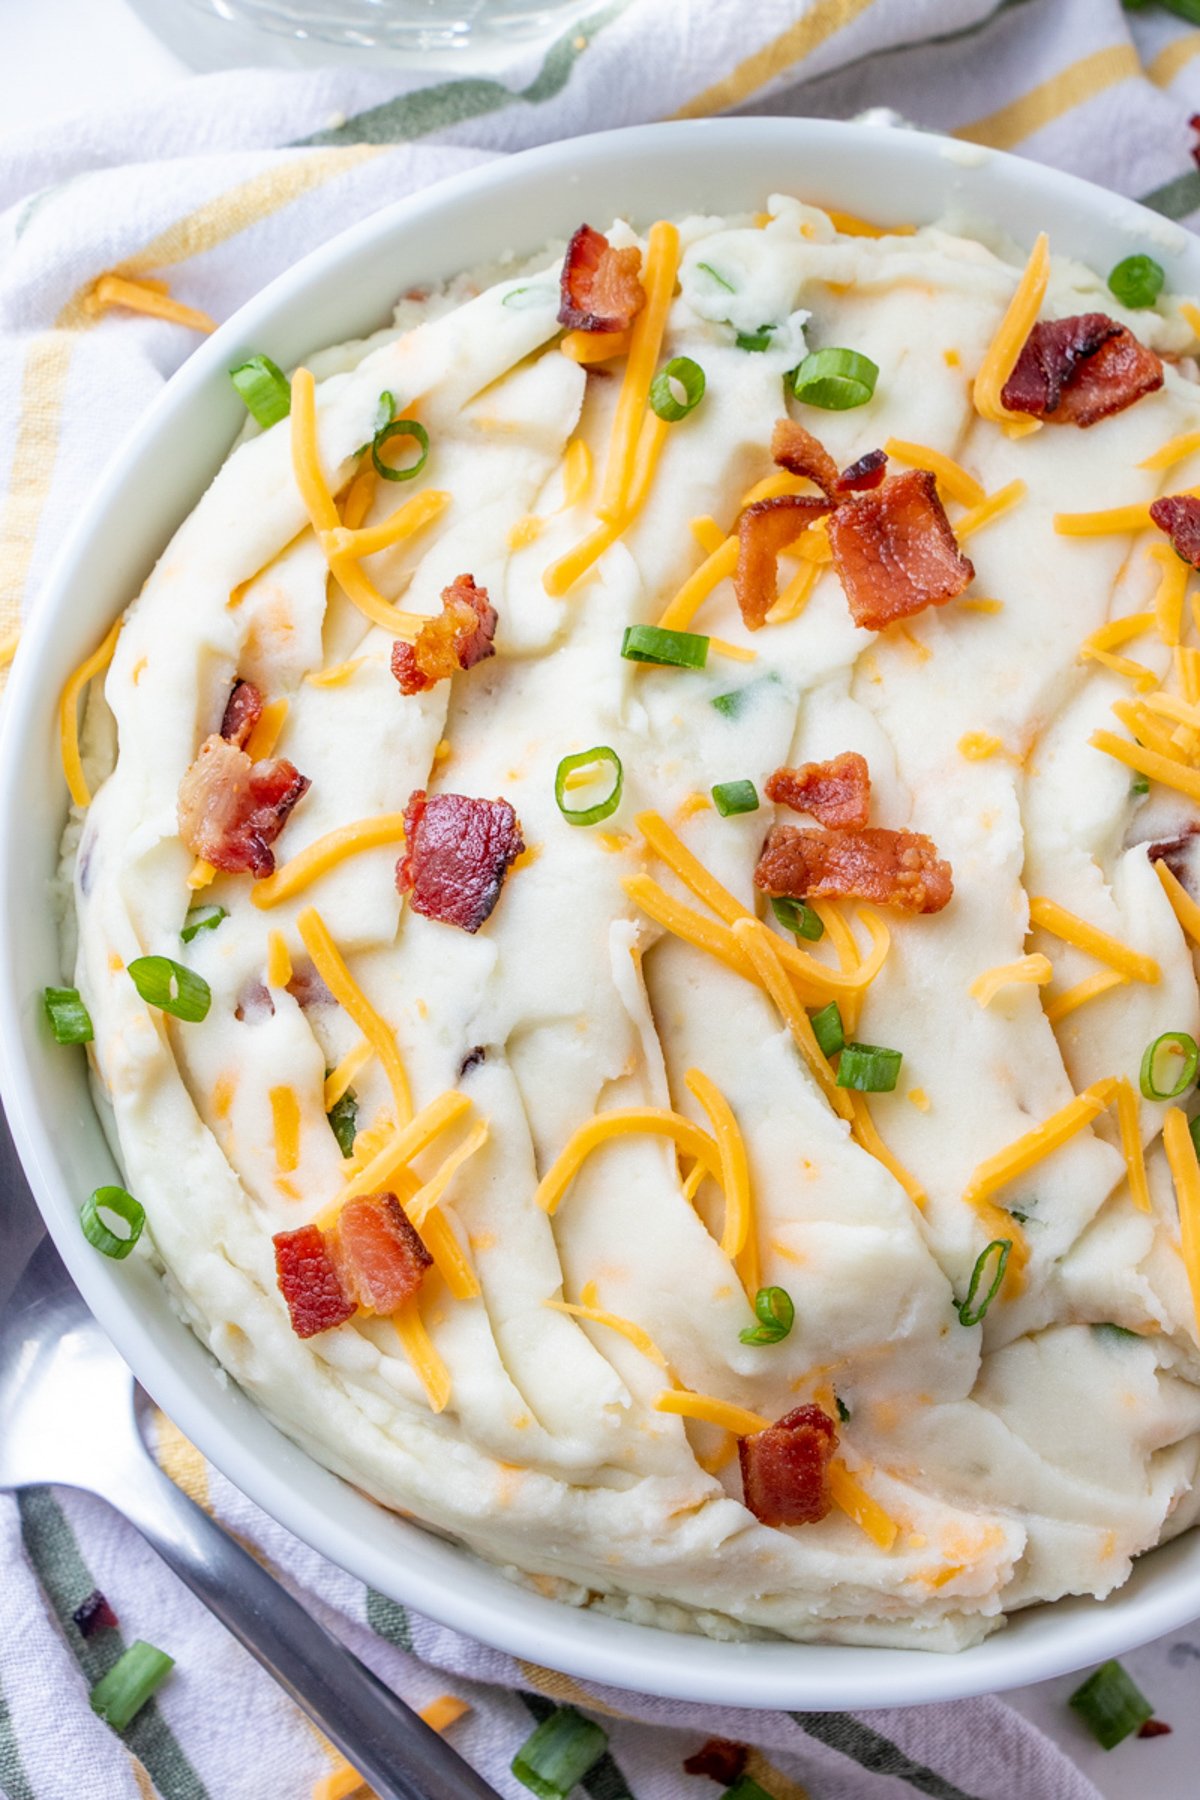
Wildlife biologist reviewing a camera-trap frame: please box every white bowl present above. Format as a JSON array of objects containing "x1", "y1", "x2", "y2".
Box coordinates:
[{"x1": 4, "y1": 117, "x2": 1199, "y2": 1710}]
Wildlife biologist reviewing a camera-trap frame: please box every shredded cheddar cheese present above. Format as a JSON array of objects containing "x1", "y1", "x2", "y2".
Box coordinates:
[
  {"x1": 657, "y1": 537, "x2": 739, "y2": 631},
  {"x1": 251, "y1": 813, "x2": 408, "y2": 909},
  {"x1": 187, "y1": 859, "x2": 216, "y2": 891},
  {"x1": 846, "y1": 1092, "x2": 927, "y2": 1211},
  {"x1": 543, "y1": 412, "x2": 669, "y2": 597},
  {"x1": 954, "y1": 479, "x2": 1026, "y2": 542},
  {"x1": 91, "y1": 273, "x2": 216, "y2": 334},
  {"x1": 1028, "y1": 895, "x2": 1160, "y2": 984},
  {"x1": 243, "y1": 698, "x2": 289, "y2": 764},
  {"x1": 1057, "y1": 488, "x2": 1200, "y2": 536},
  {"x1": 738, "y1": 470, "x2": 813, "y2": 509},
  {"x1": 266, "y1": 931, "x2": 293, "y2": 989},
  {"x1": 545, "y1": 1299, "x2": 669, "y2": 1367},
  {"x1": 1111, "y1": 697, "x2": 1182, "y2": 762},
  {"x1": 884, "y1": 439, "x2": 985, "y2": 509},
  {"x1": 323, "y1": 488, "x2": 449, "y2": 562},
  {"x1": 972, "y1": 231, "x2": 1049, "y2": 435},
  {"x1": 655, "y1": 1389, "x2": 771, "y2": 1437},
  {"x1": 323, "y1": 1039, "x2": 372, "y2": 1110},
  {"x1": 304, "y1": 658, "x2": 365, "y2": 688},
  {"x1": 562, "y1": 436, "x2": 593, "y2": 509},
  {"x1": 1164, "y1": 1108, "x2": 1200, "y2": 1340},
  {"x1": 312, "y1": 1760, "x2": 365, "y2": 1800},
  {"x1": 685, "y1": 1067, "x2": 754, "y2": 1279},
  {"x1": 1181, "y1": 301, "x2": 1200, "y2": 340},
  {"x1": 534, "y1": 1108, "x2": 722, "y2": 1216},
  {"x1": 969, "y1": 954, "x2": 1053, "y2": 1008},
  {"x1": 1092, "y1": 727, "x2": 1200, "y2": 803},
  {"x1": 731, "y1": 917, "x2": 852, "y2": 1121},
  {"x1": 1113, "y1": 1076, "x2": 1151, "y2": 1214},
  {"x1": 828, "y1": 1460, "x2": 899, "y2": 1551},
  {"x1": 270, "y1": 1086, "x2": 301, "y2": 1174},
  {"x1": 336, "y1": 1092, "x2": 473, "y2": 1211},
  {"x1": 405, "y1": 1120, "x2": 489, "y2": 1230},
  {"x1": 1155, "y1": 857, "x2": 1200, "y2": 948},
  {"x1": 419, "y1": 1696, "x2": 469, "y2": 1734},
  {"x1": 1141, "y1": 428, "x2": 1200, "y2": 471},
  {"x1": 768, "y1": 557, "x2": 820, "y2": 625},
  {"x1": 708, "y1": 637, "x2": 756, "y2": 662},
  {"x1": 690, "y1": 514, "x2": 728, "y2": 555},
  {"x1": 908, "y1": 1088, "x2": 931, "y2": 1112},
  {"x1": 1148, "y1": 541, "x2": 1189, "y2": 646},
  {"x1": 297, "y1": 906, "x2": 413, "y2": 1127},
  {"x1": 958, "y1": 732, "x2": 1001, "y2": 760},
  {"x1": 0, "y1": 628, "x2": 19, "y2": 670},
  {"x1": 597, "y1": 221, "x2": 681, "y2": 524},
  {"x1": 394, "y1": 1301, "x2": 452, "y2": 1413},
  {"x1": 59, "y1": 617, "x2": 122, "y2": 808},
  {"x1": 561, "y1": 327, "x2": 630, "y2": 364},
  {"x1": 1043, "y1": 969, "x2": 1128, "y2": 1025},
  {"x1": 824, "y1": 209, "x2": 914, "y2": 239}
]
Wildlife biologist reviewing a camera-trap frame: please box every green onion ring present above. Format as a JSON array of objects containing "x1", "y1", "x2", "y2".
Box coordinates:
[
  {"x1": 836, "y1": 1041, "x2": 902, "y2": 1092},
  {"x1": 711, "y1": 779, "x2": 759, "y2": 817},
  {"x1": 371, "y1": 417, "x2": 430, "y2": 483},
  {"x1": 554, "y1": 747, "x2": 624, "y2": 827},
  {"x1": 956, "y1": 1239, "x2": 1012, "y2": 1327},
  {"x1": 43, "y1": 986, "x2": 93, "y2": 1045},
  {"x1": 1139, "y1": 1029, "x2": 1199, "y2": 1100},
  {"x1": 80, "y1": 1186, "x2": 145, "y2": 1260},
  {"x1": 739, "y1": 1285, "x2": 795, "y2": 1345},
  {"x1": 770, "y1": 895, "x2": 824, "y2": 941},
  {"x1": 620, "y1": 624, "x2": 709, "y2": 669},
  {"x1": 1107, "y1": 254, "x2": 1165, "y2": 312},
  {"x1": 791, "y1": 346, "x2": 879, "y2": 411},
  {"x1": 649, "y1": 356, "x2": 706, "y2": 423},
  {"x1": 90, "y1": 1641, "x2": 175, "y2": 1730},
  {"x1": 127, "y1": 956, "x2": 211, "y2": 1023},
  {"x1": 810, "y1": 1001, "x2": 845, "y2": 1058},
  {"x1": 181, "y1": 904, "x2": 226, "y2": 944},
  {"x1": 511, "y1": 1705, "x2": 607, "y2": 1799},
  {"x1": 229, "y1": 355, "x2": 291, "y2": 428}
]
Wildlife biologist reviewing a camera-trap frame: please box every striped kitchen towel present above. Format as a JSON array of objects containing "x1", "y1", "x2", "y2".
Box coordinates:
[{"x1": 4, "y1": 1, "x2": 1200, "y2": 1796}]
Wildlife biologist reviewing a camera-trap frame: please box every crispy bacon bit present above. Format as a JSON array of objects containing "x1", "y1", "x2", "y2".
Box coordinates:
[
  {"x1": 391, "y1": 574, "x2": 498, "y2": 696},
  {"x1": 1147, "y1": 824, "x2": 1200, "y2": 892},
  {"x1": 398, "y1": 789, "x2": 524, "y2": 933},
  {"x1": 682, "y1": 1740, "x2": 748, "y2": 1784},
  {"x1": 286, "y1": 962, "x2": 334, "y2": 1009},
  {"x1": 835, "y1": 448, "x2": 888, "y2": 494},
  {"x1": 558, "y1": 224, "x2": 645, "y2": 334},
  {"x1": 458, "y1": 1044, "x2": 486, "y2": 1077},
  {"x1": 178, "y1": 735, "x2": 310, "y2": 879},
  {"x1": 827, "y1": 470, "x2": 973, "y2": 631},
  {"x1": 1150, "y1": 495, "x2": 1200, "y2": 569},
  {"x1": 771, "y1": 418, "x2": 839, "y2": 497},
  {"x1": 734, "y1": 495, "x2": 832, "y2": 630},
  {"x1": 273, "y1": 1224, "x2": 356, "y2": 1339},
  {"x1": 220, "y1": 678, "x2": 264, "y2": 749},
  {"x1": 738, "y1": 1403, "x2": 837, "y2": 1527},
  {"x1": 73, "y1": 1589, "x2": 119, "y2": 1638},
  {"x1": 330, "y1": 1192, "x2": 432, "y2": 1315},
  {"x1": 1001, "y1": 314, "x2": 1163, "y2": 427},
  {"x1": 755, "y1": 825, "x2": 953, "y2": 915},
  {"x1": 234, "y1": 977, "x2": 274, "y2": 1023},
  {"x1": 1138, "y1": 1720, "x2": 1173, "y2": 1739},
  {"x1": 765, "y1": 752, "x2": 871, "y2": 830}
]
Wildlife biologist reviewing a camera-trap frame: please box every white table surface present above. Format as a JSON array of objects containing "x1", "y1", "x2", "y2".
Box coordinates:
[{"x1": 2, "y1": 5, "x2": 1197, "y2": 1794}]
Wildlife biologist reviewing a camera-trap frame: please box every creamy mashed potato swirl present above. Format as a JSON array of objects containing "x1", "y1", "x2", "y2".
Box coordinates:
[{"x1": 66, "y1": 196, "x2": 1200, "y2": 1649}]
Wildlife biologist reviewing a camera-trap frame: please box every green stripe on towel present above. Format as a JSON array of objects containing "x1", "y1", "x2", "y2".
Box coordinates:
[
  {"x1": 796, "y1": 1713, "x2": 984, "y2": 1800},
  {"x1": 365, "y1": 1587, "x2": 414, "y2": 1653},
  {"x1": 0, "y1": 1674, "x2": 37, "y2": 1800}
]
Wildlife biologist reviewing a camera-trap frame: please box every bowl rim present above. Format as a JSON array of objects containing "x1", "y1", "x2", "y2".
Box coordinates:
[{"x1": 4, "y1": 113, "x2": 1200, "y2": 1710}]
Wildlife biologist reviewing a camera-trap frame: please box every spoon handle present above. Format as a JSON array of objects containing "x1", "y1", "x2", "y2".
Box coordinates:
[{"x1": 113, "y1": 1453, "x2": 497, "y2": 1800}]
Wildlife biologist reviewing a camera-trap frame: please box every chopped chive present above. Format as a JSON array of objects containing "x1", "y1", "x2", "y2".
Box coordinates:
[
  {"x1": 649, "y1": 356, "x2": 706, "y2": 422},
  {"x1": 955, "y1": 1239, "x2": 1012, "y2": 1326},
  {"x1": 1130, "y1": 776, "x2": 1150, "y2": 797},
  {"x1": 555, "y1": 746, "x2": 624, "y2": 826},
  {"x1": 734, "y1": 324, "x2": 775, "y2": 352},
  {"x1": 1069, "y1": 1659, "x2": 1154, "y2": 1750},
  {"x1": 181, "y1": 904, "x2": 226, "y2": 944},
  {"x1": 696, "y1": 261, "x2": 735, "y2": 293},
  {"x1": 770, "y1": 895, "x2": 824, "y2": 941},
  {"x1": 791, "y1": 346, "x2": 879, "y2": 411},
  {"x1": 811, "y1": 1001, "x2": 845, "y2": 1058},
  {"x1": 80, "y1": 1186, "x2": 145, "y2": 1261},
  {"x1": 712, "y1": 779, "x2": 759, "y2": 818},
  {"x1": 739, "y1": 1284, "x2": 795, "y2": 1345},
  {"x1": 1139, "y1": 1029, "x2": 1199, "y2": 1100},
  {"x1": 372, "y1": 416, "x2": 429, "y2": 483},
  {"x1": 711, "y1": 687, "x2": 752, "y2": 718},
  {"x1": 511, "y1": 1705, "x2": 607, "y2": 1800},
  {"x1": 229, "y1": 355, "x2": 290, "y2": 428},
  {"x1": 127, "y1": 956, "x2": 211, "y2": 1024},
  {"x1": 1093, "y1": 1321, "x2": 1139, "y2": 1343},
  {"x1": 327, "y1": 1090, "x2": 358, "y2": 1159},
  {"x1": 836, "y1": 1041, "x2": 902, "y2": 1092},
  {"x1": 620, "y1": 624, "x2": 709, "y2": 669},
  {"x1": 1107, "y1": 254, "x2": 1165, "y2": 311},
  {"x1": 835, "y1": 1393, "x2": 851, "y2": 1423},
  {"x1": 43, "y1": 986, "x2": 93, "y2": 1045},
  {"x1": 90, "y1": 1640, "x2": 174, "y2": 1731}
]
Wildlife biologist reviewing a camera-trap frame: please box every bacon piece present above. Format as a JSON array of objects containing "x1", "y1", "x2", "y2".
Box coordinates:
[
  {"x1": 286, "y1": 962, "x2": 335, "y2": 1009},
  {"x1": 178, "y1": 735, "x2": 310, "y2": 878},
  {"x1": 734, "y1": 495, "x2": 831, "y2": 630},
  {"x1": 1147, "y1": 823, "x2": 1200, "y2": 890},
  {"x1": 273, "y1": 1224, "x2": 356, "y2": 1339},
  {"x1": 558, "y1": 224, "x2": 645, "y2": 334},
  {"x1": 827, "y1": 470, "x2": 973, "y2": 631},
  {"x1": 220, "y1": 678, "x2": 264, "y2": 749},
  {"x1": 391, "y1": 574, "x2": 498, "y2": 696},
  {"x1": 330, "y1": 1192, "x2": 431, "y2": 1315},
  {"x1": 398, "y1": 789, "x2": 525, "y2": 933},
  {"x1": 835, "y1": 448, "x2": 888, "y2": 494},
  {"x1": 765, "y1": 752, "x2": 870, "y2": 830},
  {"x1": 1150, "y1": 495, "x2": 1200, "y2": 569},
  {"x1": 1001, "y1": 314, "x2": 1162, "y2": 426},
  {"x1": 682, "y1": 1740, "x2": 748, "y2": 1784},
  {"x1": 771, "y1": 418, "x2": 839, "y2": 497},
  {"x1": 1138, "y1": 1720, "x2": 1173, "y2": 1739},
  {"x1": 755, "y1": 825, "x2": 953, "y2": 915},
  {"x1": 73, "y1": 1589, "x2": 119, "y2": 1638},
  {"x1": 234, "y1": 977, "x2": 274, "y2": 1023},
  {"x1": 738, "y1": 1404, "x2": 837, "y2": 1527}
]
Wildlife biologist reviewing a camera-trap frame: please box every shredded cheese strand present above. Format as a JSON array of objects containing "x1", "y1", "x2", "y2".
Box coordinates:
[
  {"x1": 1148, "y1": 541, "x2": 1189, "y2": 647},
  {"x1": 405, "y1": 1120, "x2": 489, "y2": 1228},
  {"x1": 333, "y1": 1089, "x2": 472, "y2": 1215},
  {"x1": 1111, "y1": 697, "x2": 1182, "y2": 762},
  {"x1": 654, "y1": 1388, "x2": 771, "y2": 1437},
  {"x1": 545, "y1": 1299, "x2": 669, "y2": 1367},
  {"x1": 1113, "y1": 1076, "x2": 1152, "y2": 1215},
  {"x1": 1093, "y1": 727, "x2": 1200, "y2": 802},
  {"x1": 322, "y1": 488, "x2": 449, "y2": 561},
  {"x1": 561, "y1": 327, "x2": 630, "y2": 365},
  {"x1": 1028, "y1": 895, "x2": 1160, "y2": 984},
  {"x1": 1164, "y1": 1108, "x2": 1200, "y2": 1342},
  {"x1": 954, "y1": 479, "x2": 1026, "y2": 542},
  {"x1": 60, "y1": 618, "x2": 122, "y2": 807},
  {"x1": 597, "y1": 221, "x2": 681, "y2": 523},
  {"x1": 244, "y1": 697, "x2": 289, "y2": 763},
  {"x1": 1155, "y1": 857, "x2": 1200, "y2": 948},
  {"x1": 312, "y1": 1761, "x2": 365, "y2": 1800},
  {"x1": 731, "y1": 918, "x2": 852, "y2": 1121},
  {"x1": 542, "y1": 412, "x2": 669, "y2": 597},
  {"x1": 1139, "y1": 429, "x2": 1200, "y2": 471},
  {"x1": 297, "y1": 905, "x2": 413, "y2": 1127},
  {"x1": 969, "y1": 954, "x2": 1053, "y2": 1008},
  {"x1": 709, "y1": 637, "x2": 757, "y2": 663},
  {"x1": 883, "y1": 439, "x2": 985, "y2": 509},
  {"x1": 690, "y1": 514, "x2": 728, "y2": 555},
  {"x1": 251, "y1": 813, "x2": 408, "y2": 909},
  {"x1": 323, "y1": 1039, "x2": 372, "y2": 1110},
  {"x1": 768, "y1": 557, "x2": 820, "y2": 625},
  {"x1": 92, "y1": 273, "x2": 216, "y2": 334},
  {"x1": 414, "y1": 1203, "x2": 480, "y2": 1302},
  {"x1": 305, "y1": 658, "x2": 365, "y2": 689},
  {"x1": 1082, "y1": 646, "x2": 1157, "y2": 692},
  {"x1": 828, "y1": 1461, "x2": 900, "y2": 1550},
  {"x1": 972, "y1": 232, "x2": 1049, "y2": 434},
  {"x1": 846, "y1": 1092, "x2": 927, "y2": 1211},
  {"x1": 657, "y1": 536, "x2": 738, "y2": 631},
  {"x1": 394, "y1": 1302, "x2": 451, "y2": 1413},
  {"x1": 1043, "y1": 969, "x2": 1127, "y2": 1025},
  {"x1": 419, "y1": 1697, "x2": 469, "y2": 1734},
  {"x1": 562, "y1": 436, "x2": 593, "y2": 509},
  {"x1": 685, "y1": 1067, "x2": 754, "y2": 1271},
  {"x1": 270, "y1": 1086, "x2": 301, "y2": 1174},
  {"x1": 266, "y1": 931, "x2": 293, "y2": 989},
  {"x1": 1081, "y1": 611, "x2": 1156, "y2": 654},
  {"x1": 1056, "y1": 487, "x2": 1200, "y2": 536},
  {"x1": 534, "y1": 1108, "x2": 722, "y2": 1216}
]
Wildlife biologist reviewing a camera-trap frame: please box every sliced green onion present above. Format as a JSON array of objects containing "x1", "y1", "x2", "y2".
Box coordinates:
[
  {"x1": 1107, "y1": 254, "x2": 1165, "y2": 311},
  {"x1": 43, "y1": 986, "x2": 93, "y2": 1045},
  {"x1": 836, "y1": 1041, "x2": 902, "y2": 1092},
  {"x1": 90, "y1": 1640, "x2": 174, "y2": 1731},
  {"x1": 955, "y1": 1239, "x2": 1012, "y2": 1326},
  {"x1": 712, "y1": 686, "x2": 754, "y2": 718},
  {"x1": 620, "y1": 624, "x2": 709, "y2": 669},
  {"x1": 811, "y1": 1001, "x2": 845, "y2": 1059},
  {"x1": 1191, "y1": 1114, "x2": 1200, "y2": 1158},
  {"x1": 712, "y1": 779, "x2": 759, "y2": 818},
  {"x1": 555, "y1": 746, "x2": 624, "y2": 826},
  {"x1": 1139, "y1": 1029, "x2": 1199, "y2": 1100},
  {"x1": 649, "y1": 356, "x2": 706, "y2": 422},
  {"x1": 739, "y1": 1285, "x2": 795, "y2": 1345},
  {"x1": 791, "y1": 346, "x2": 879, "y2": 411},
  {"x1": 372, "y1": 417, "x2": 429, "y2": 483},
  {"x1": 735, "y1": 324, "x2": 775, "y2": 352},
  {"x1": 327, "y1": 1090, "x2": 358, "y2": 1159},
  {"x1": 1130, "y1": 776, "x2": 1150, "y2": 796},
  {"x1": 696, "y1": 261, "x2": 735, "y2": 293},
  {"x1": 127, "y1": 956, "x2": 211, "y2": 1024},
  {"x1": 80, "y1": 1186, "x2": 145, "y2": 1261},
  {"x1": 511, "y1": 1705, "x2": 607, "y2": 1800},
  {"x1": 835, "y1": 1394, "x2": 851, "y2": 1423},
  {"x1": 229, "y1": 355, "x2": 290, "y2": 428},
  {"x1": 771, "y1": 895, "x2": 824, "y2": 942},
  {"x1": 1093, "y1": 1321, "x2": 1139, "y2": 1343},
  {"x1": 723, "y1": 1782, "x2": 775, "y2": 1800},
  {"x1": 1069, "y1": 1659, "x2": 1154, "y2": 1751},
  {"x1": 181, "y1": 904, "x2": 226, "y2": 944}
]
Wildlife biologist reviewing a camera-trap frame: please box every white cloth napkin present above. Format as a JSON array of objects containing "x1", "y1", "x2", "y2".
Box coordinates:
[{"x1": 5, "y1": 1, "x2": 1200, "y2": 1795}]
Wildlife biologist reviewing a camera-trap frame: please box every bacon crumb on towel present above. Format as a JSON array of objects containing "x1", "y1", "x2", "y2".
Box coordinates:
[
  {"x1": 734, "y1": 494, "x2": 831, "y2": 629},
  {"x1": 330, "y1": 1193, "x2": 432, "y2": 1315},
  {"x1": 828, "y1": 470, "x2": 973, "y2": 631},
  {"x1": 398, "y1": 789, "x2": 525, "y2": 933},
  {"x1": 765, "y1": 752, "x2": 871, "y2": 830},
  {"x1": 178, "y1": 736, "x2": 310, "y2": 879},
  {"x1": 392, "y1": 574, "x2": 498, "y2": 695},
  {"x1": 220, "y1": 678, "x2": 264, "y2": 749},
  {"x1": 1150, "y1": 495, "x2": 1200, "y2": 569},
  {"x1": 1001, "y1": 314, "x2": 1162, "y2": 427},
  {"x1": 273, "y1": 1224, "x2": 356, "y2": 1339},
  {"x1": 755, "y1": 824, "x2": 953, "y2": 914},
  {"x1": 73, "y1": 1590, "x2": 119, "y2": 1638},
  {"x1": 739, "y1": 1404, "x2": 837, "y2": 1527},
  {"x1": 558, "y1": 224, "x2": 645, "y2": 333},
  {"x1": 682, "y1": 1740, "x2": 748, "y2": 1784}
]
